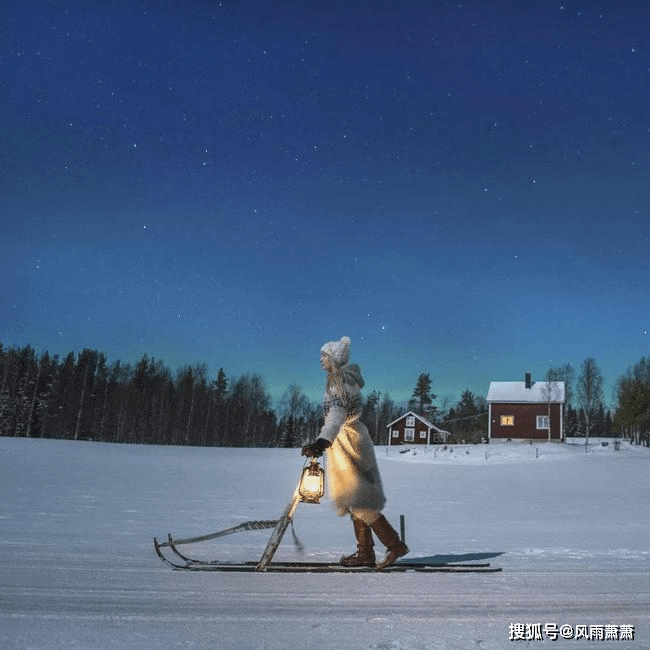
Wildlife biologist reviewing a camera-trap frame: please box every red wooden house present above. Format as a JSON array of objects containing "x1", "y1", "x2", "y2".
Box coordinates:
[
  {"x1": 386, "y1": 411, "x2": 449, "y2": 445},
  {"x1": 487, "y1": 373, "x2": 565, "y2": 441}
]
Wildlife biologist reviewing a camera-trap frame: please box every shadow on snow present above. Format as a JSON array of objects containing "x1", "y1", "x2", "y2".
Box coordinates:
[{"x1": 403, "y1": 552, "x2": 504, "y2": 565}]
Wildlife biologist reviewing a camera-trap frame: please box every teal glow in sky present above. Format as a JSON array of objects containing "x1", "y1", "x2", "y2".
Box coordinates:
[{"x1": 2, "y1": 1, "x2": 649, "y2": 407}]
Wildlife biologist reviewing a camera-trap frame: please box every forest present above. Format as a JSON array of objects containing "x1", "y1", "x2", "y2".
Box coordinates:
[{"x1": 1, "y1": 342, "x2": 649, "y2": 447}]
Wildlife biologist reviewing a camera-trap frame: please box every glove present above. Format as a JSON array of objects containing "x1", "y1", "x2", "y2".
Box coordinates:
[{"x1": 301, "y1": 438, "x2": 331, "y2": 458}]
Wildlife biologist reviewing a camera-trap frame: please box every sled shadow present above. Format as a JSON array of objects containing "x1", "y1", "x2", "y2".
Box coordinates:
[{"x1": 403, "y1": 552, "x2": 504, "y2": 565}]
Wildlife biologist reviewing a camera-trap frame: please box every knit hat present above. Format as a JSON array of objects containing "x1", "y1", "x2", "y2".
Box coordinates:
[{"x1": 320, "y1": 336, "x2": 351, "y2": 367}]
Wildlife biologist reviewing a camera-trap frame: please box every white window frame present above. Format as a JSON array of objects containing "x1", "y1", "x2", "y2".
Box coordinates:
[
  {"x1": 404, "y1": 428, "x2": 415, "y2": 442},
  {"x1": 406, "y1": 416, "x2": 415, "y2": 427},
  {"x1": 419, "y1": 430, "x2": 427, "y2": 439},
  {"x1": 536, "y1": 415, "x2": 550, "y2": 430},
  {"x1": 391, "y1": 429, "x2": 399, "y2": 438}
]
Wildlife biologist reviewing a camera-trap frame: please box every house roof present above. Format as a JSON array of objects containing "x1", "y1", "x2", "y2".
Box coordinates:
[
  {"x1": 386, "y1": 410, "x2": 449, "y2": 434},
  {"x1": 487, "y1": 381, "x2": 565, "y2": 404}
]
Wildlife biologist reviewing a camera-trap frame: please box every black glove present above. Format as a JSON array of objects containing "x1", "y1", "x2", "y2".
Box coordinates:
[{"x1": 301, "y1": 438, "x2": 331, "y2": 458}]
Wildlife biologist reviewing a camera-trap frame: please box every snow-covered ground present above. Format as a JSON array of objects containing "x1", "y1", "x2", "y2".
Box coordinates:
[{"x1": 1, "y1": 436, "x2": 649, "y2": 649}]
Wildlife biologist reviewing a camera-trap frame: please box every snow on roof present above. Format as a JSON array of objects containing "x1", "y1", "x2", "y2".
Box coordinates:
[
  {"x1": 486, "y1": 381, "x2": 565, "y2": 403},
  {"x1": 386, "y1": 410, "x2": 449, "y2": 433}
]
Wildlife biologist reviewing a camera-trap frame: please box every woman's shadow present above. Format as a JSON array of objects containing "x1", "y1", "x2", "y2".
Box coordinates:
[{"x1": 399, "y1": 552, "x2": 504, "y2": 565}]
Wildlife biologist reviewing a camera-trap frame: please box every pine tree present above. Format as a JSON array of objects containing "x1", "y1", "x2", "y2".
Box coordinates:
[
  {"x1": 211, "y1": 367, "x2": 229, "y2": 445},
  {"x1": 362, "y1": 390, "x2": 381, "y2": 442},
  {"x1": 410, "y1": 373, "x2": 437, "y2": 418}
]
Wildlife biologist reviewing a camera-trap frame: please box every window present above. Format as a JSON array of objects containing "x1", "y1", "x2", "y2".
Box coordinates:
[
  {"x1": 537, "y1": 415, "x2": 550, "y2": 429},
  {"x1": 391, "y1": 429, "x2": 399, "y2": 438},
  {"x1": 406, "y1": 416, "x2": 415, "y2": 427},
  {"x1": 404, "y1": 428, "x2": 415, "y2": 442},
  {"x1": 419, "y1": 430, "x2": 427, "y2": 439},
  {"x1": 500, "y1": 415, "x2": 514, "y2": 426}
]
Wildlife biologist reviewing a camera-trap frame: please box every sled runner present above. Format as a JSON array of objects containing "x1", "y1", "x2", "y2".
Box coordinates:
[{"x1": 153, "y1": 539, "x2": 501, "y2": 572}]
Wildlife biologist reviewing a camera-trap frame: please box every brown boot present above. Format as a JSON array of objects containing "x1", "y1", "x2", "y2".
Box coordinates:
[
  {"x1": 340, "y1": 516, "x2": 376, "y2": 567},
  {"x1": 370, "y1": 514, "x2": 409, "y2": 571}
]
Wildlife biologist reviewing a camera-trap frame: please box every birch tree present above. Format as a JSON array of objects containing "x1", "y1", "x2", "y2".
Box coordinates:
[
  {"x1": 279, "y1": 384, "x2": 309, "y2": 447},
  {"x1": 576, "y1": 357, "x2": 604, "y2": 447}
]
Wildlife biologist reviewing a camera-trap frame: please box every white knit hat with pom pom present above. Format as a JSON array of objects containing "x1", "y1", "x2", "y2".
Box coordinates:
[{"x1": 320, "y1": 336, "x2": 351, "y2": 367}]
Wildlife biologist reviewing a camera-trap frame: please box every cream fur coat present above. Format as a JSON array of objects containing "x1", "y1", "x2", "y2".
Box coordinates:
[{"x1": 318, "y1": 363, "x2": 386, "y2": 520}]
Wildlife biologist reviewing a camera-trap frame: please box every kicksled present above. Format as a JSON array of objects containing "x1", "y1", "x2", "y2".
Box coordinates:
[{"x1": 153, "y1": 458, "x2": 502, "y2": 574}]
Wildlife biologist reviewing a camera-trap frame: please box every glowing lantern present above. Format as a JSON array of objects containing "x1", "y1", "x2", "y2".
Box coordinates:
[{"x1": 298, "y1": 458, "x2": 325, "y2": 504}]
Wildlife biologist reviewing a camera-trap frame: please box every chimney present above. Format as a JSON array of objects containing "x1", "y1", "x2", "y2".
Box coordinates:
[{"x1": 525, "y1": 372, "x2": 532, "y2": 389}]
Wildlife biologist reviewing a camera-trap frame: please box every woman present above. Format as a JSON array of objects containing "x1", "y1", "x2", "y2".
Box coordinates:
[{"x1": 302, "y1": 336, "x2": 408, "y2": 570}]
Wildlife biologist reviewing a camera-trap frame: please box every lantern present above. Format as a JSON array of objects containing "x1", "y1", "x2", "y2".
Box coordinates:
[{"x1": 298, "y1": 458, "x2": 325, "y2": 504}]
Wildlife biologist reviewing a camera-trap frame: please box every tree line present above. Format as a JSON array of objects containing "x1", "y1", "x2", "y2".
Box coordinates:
[
  {"x1": 0, "y1": 343, "x2": 405, "y2": 447},
  {"x1": 544, "y1": 359, "x2": 647, "y2": 446},
  {"x1": 1, "y1": 343, "x2": 648, "y2": 447},
  {"x1": 0, "y1": 344, "x2": 271, "y2": 446},
  {"x1": 615, "y1": 356, "x2": 650, "y2": 446}
]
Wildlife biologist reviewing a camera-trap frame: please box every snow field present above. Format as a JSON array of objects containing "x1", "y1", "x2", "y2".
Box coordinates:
[{"x1": 1, "y1": 437, "x2": 649, "y2": 649}]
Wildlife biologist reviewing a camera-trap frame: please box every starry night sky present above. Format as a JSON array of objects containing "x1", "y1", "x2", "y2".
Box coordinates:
[{"x1": 2, "y1": 1, "x2": 649, "y2": 408}]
